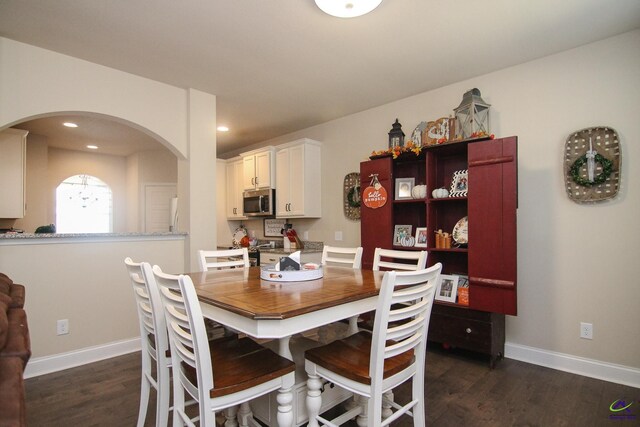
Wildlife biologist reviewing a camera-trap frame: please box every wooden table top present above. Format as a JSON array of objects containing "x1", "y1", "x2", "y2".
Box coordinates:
[{"x1": 188, "y1": 266, "x2": 386, "y2": 320}]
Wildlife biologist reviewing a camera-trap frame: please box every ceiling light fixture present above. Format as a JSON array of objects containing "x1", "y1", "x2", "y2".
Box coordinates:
[
  {"x1": 217, "y1": 126, "x2": 230, "y2": 132},
  {"x1": 86, "y1": 145, "x2": 98, "y2": 150},
  {"x1": 315, "y1": 0, "x2": 382, "y2": 18},
  {"x1": 63, "y1": 122, "x2": 78, "y2": 128}
]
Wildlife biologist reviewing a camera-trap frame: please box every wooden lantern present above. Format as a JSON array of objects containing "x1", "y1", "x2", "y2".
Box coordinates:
[{"x1": 454, "y1": 88, "x2": 491, "y2": 139}]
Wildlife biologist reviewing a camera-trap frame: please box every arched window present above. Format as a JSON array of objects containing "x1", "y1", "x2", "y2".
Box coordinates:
[{"x1": 56, "y1": 174, "x2": 113, "y2": 233}]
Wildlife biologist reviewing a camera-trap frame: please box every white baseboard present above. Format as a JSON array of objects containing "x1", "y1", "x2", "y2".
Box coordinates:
[
  {"x1": 25, "y1": 339, "x2": 640, "y2": 389},
  {"x1": 505, "y1": 342, "x2": 640, "y2": 388},
  {"x1": 24, "y1": 338, "x2": 141, "y2": 379}
]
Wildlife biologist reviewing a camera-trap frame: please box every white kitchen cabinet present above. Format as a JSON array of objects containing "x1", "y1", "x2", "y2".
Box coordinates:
[
  {"x1": 226, "y1": 158, "x2": 246, "y2": 219},
  {"x1": 0, "y1": 129, "x2": 28, "y2": 218},
  {"x1": 276, "y1": 139, "x2": 321, "y2": 218},
  {"x1": 242, "y1": 147, "x2": 275, "y2": 190}
]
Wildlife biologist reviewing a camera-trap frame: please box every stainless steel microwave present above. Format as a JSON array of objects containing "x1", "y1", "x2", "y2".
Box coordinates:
[{"x1": 243, "y1": 189, "x2": 275, "y2": 217}]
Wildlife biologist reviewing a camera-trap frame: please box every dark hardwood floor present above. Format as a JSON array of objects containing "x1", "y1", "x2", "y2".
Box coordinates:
[{"x1": 25, "y1": 344, "x2": 638, "y2": 426}]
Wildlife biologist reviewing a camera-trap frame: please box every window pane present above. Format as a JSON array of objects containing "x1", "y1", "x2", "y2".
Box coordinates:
[{"x1": 56, "y1": 175, "x2": 113, "y2": 233}]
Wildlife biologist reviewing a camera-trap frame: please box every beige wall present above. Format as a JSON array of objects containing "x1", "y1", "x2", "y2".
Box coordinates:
[
  {"x1": 0, "y1": 238, "x2": 185, "y2": 359},
  {"x1": 0, "y1": 36, "x2": 217, "y2": 259},
  {"x1": 0, "y1": 37, "x2": 218, "y2": 363},
  {"x1": 224, "y1": 30, "x2": 640, "y2": 369}
]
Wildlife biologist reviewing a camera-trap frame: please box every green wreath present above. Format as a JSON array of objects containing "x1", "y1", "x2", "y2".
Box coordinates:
[
  {"x1": 347, "y1": 185, "x2": 361, "y2": 208},
  {"x1": 569, "y1": 153, "x2": 613, "y2": 187}
]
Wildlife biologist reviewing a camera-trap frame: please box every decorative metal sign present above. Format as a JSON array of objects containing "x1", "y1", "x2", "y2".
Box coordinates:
[{"x1": 362, "y1": 174, "x2": 387, "y2": 209}]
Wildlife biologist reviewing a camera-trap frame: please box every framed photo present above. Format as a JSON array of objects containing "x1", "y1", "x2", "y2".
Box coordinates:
[
  {"x1": 414, "y1": 227, "x2": 427, "y2": 247},
  {"x1": 449, "y1": 169, "x2": 468, "y2": 197},
  {"x1": 435, "y1": 274, "x2": 459, "y2": 303},
  {"x1": 264, "y1": 218, "x2": 286, "y2": 237},
  {"x1": 395, "y1": 177, "x2": 415, "y2": 200},
  {"x1": 393, "y1": 225, "x2": 413, "y2": 246}
]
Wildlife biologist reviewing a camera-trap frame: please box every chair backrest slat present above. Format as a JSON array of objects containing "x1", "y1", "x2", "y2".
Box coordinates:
[{"x1": 321, "y1": 245, "x2": 363, "y2": 269}]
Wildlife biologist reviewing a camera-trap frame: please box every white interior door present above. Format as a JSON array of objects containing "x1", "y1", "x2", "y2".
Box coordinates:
[{"x1": 144, "y1": 184, "x2": 177, "y2": 232}]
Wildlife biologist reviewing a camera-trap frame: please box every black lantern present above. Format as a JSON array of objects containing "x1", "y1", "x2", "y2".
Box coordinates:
[
  {"x1": 454, "y1": 88, "x2": 491, "y2": 139},
  {"x1": 388, "y1": 119, "x2": 405, "y2": 149}
]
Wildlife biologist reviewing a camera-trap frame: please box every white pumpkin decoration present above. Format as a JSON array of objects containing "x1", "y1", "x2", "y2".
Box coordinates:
[
  {"x1": 400, "y1": 235, "x2": 415, "y2": 247},
  {"x1": 431, "y1": 188, "x2": 449, "y2": 198},
  {"x1": 411, "y1": 185, "x2": 427, "y2": 199}
]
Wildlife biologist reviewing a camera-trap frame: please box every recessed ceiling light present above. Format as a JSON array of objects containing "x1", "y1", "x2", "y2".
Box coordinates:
[
  {"x1": 86, "y1": 145, "x2": 98, "y2": 150},
  {"x1": 63, "y1": 122, "x2": 78, "y2": 128},
  {"x1": 217, "y1": 126, "x2": 229, "y2": 132},
  {"x1": 315, "y1": 0, "x2": 382, "y2": 18}
]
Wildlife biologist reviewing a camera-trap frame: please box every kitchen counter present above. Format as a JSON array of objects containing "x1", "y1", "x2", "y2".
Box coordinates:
[{"x1": 0, "y1": 231, "x2": 187, "y2": 245}]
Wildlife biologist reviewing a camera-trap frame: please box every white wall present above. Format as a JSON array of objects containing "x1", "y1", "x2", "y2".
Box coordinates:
[{"x1": 225, "y1": 30, "x2": 640, "y2": 370}]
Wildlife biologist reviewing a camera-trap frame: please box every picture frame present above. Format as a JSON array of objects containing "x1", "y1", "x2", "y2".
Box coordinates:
[
  {"x1": 435, "y1": 274, "x2": 459, "y2": 303},
  {"x1": 395, "y1": 177, "x2": 415, "y2": 200},
  {"x1": 449, "y1": 169, "x2": 468, "y2": 197},
  {"x1": 414, "y1": 227, "x2": 427, "y2": 247},
  {"x1": 393, "y1": 224, "x2": 413, "y2": 246},
  {"x1": 264, "y1": 218, "x2": 286, "y2": 237}
]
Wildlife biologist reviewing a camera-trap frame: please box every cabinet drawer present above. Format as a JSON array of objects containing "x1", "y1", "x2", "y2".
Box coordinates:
[
  {"x1": 260, "y1": 253, "x2": 282, "y2": 265},
  {"x1": 429, "y1": 313, "x2": 494, "y2": 353}
]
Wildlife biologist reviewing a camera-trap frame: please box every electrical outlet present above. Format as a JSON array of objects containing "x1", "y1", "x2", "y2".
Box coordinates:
[
  {"x1": 57, "y1": 319, "x2": 69, "y2": 335},
  {"x1": 335, "y1": 231, "x2": 343, "y2": 241},
  {"x1": 303, "y1": 231, "x2": 309, "y2": 240},
  {"x1": 580, "y1": 322, "x2": 593, "y2": 340}
]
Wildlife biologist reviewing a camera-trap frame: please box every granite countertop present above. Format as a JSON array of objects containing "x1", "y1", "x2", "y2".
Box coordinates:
[
  {"x1": 0, "y1": 231, "x2": 187, "y2": 239},
  {"x1": 221, "y1": 240, "x2": 323, "y2": 254}
]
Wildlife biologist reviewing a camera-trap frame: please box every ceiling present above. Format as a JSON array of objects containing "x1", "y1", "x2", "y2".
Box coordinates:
[{"x1": 1, "y1": 0, "x2": 639, "y2": 157}]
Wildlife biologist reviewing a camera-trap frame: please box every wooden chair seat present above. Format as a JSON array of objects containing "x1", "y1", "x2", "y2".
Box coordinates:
[
  {"x1": 305, "y1": 331, "x2": 413, "y2": 385},
  {"x1": 184, "y1": 337, "x2": 295, "y2": 398}
]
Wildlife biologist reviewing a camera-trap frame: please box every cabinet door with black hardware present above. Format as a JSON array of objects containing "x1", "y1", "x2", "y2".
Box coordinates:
[
  {"x1": 467, "y1": 136, "x2": 518, "y2": 315},
  {"x1": 359, "y1": 157, "x2": 393, "y2": 269}
]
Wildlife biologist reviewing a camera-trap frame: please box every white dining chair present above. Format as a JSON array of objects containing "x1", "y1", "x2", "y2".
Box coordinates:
[
  {"x1": 147, "y1": 263, "x2": 296, "y2": 427},
  {"x1": 372, "y1": 247, "x2": 428, "y2": 271},
  {"x1": 305, "y1": 263, "x2": 442, "y2": 427},
  {"x1": 124, "y1": 257, "x2": 171, "y2": 427},
  {"x1": 198, "y1": 248, "x2": 249, "y2": 271},
  {"x1": 320, "y1": 245, "x2": 364, "y2": 337},
  {"x1": 321, "y1": 245, "x2": 363, "y2": 269},
  {"x1": 198, "y1": 248, "x2": 250, "y2": 339}
]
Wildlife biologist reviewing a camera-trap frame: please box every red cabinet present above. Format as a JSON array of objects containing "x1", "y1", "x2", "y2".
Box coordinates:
[{"x1": 360, "y1": 136, "x2": 518, "y2": 363}]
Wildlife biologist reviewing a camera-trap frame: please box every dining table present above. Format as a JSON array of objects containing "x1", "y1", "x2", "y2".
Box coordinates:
[{"x1": 187, "y1": 265, "x2": 387, "y2": 427}]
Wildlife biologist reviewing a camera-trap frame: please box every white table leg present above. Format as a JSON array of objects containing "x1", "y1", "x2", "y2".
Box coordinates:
[
  {"x1": 276, "y1": 385, "x2": 294, "y2": 427},
  {"x1": 278, "y1": 336, "x2": 293, "y2": 360},
  {"x1": 347, "y1": 315, "x2": 359, "y2": 336},
  {"x1": 306, "y1": 374, "x2": 322, "y2": 427}
]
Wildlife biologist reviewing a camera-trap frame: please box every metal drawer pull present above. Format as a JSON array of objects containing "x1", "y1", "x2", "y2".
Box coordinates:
[{"x1": 466, "y1": 328, "x2": 472, "y2": 334}]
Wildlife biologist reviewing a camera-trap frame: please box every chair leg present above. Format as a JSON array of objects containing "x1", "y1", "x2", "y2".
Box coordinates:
[
  {"x1": 237, "y1": 402, "x2": 253, "y2": 427},
  {"x1": 137, "y1": 375, "x2": 150, "y2": 427},
  {"x1": 172, "y1": 378, "x2": 186, "y2": 427},
  {"x1": 381, "y1": 390, "x2": 394, "y2": 419},
  {"x1": 306, "y1": 374, "x2": 323, "y2": 427},
  {"x1": 157, "y1": 365, "x2": 171, "y2": 427},
  {"x1": 412, "y1": 374, "x2": 426, "y2": 426}
]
